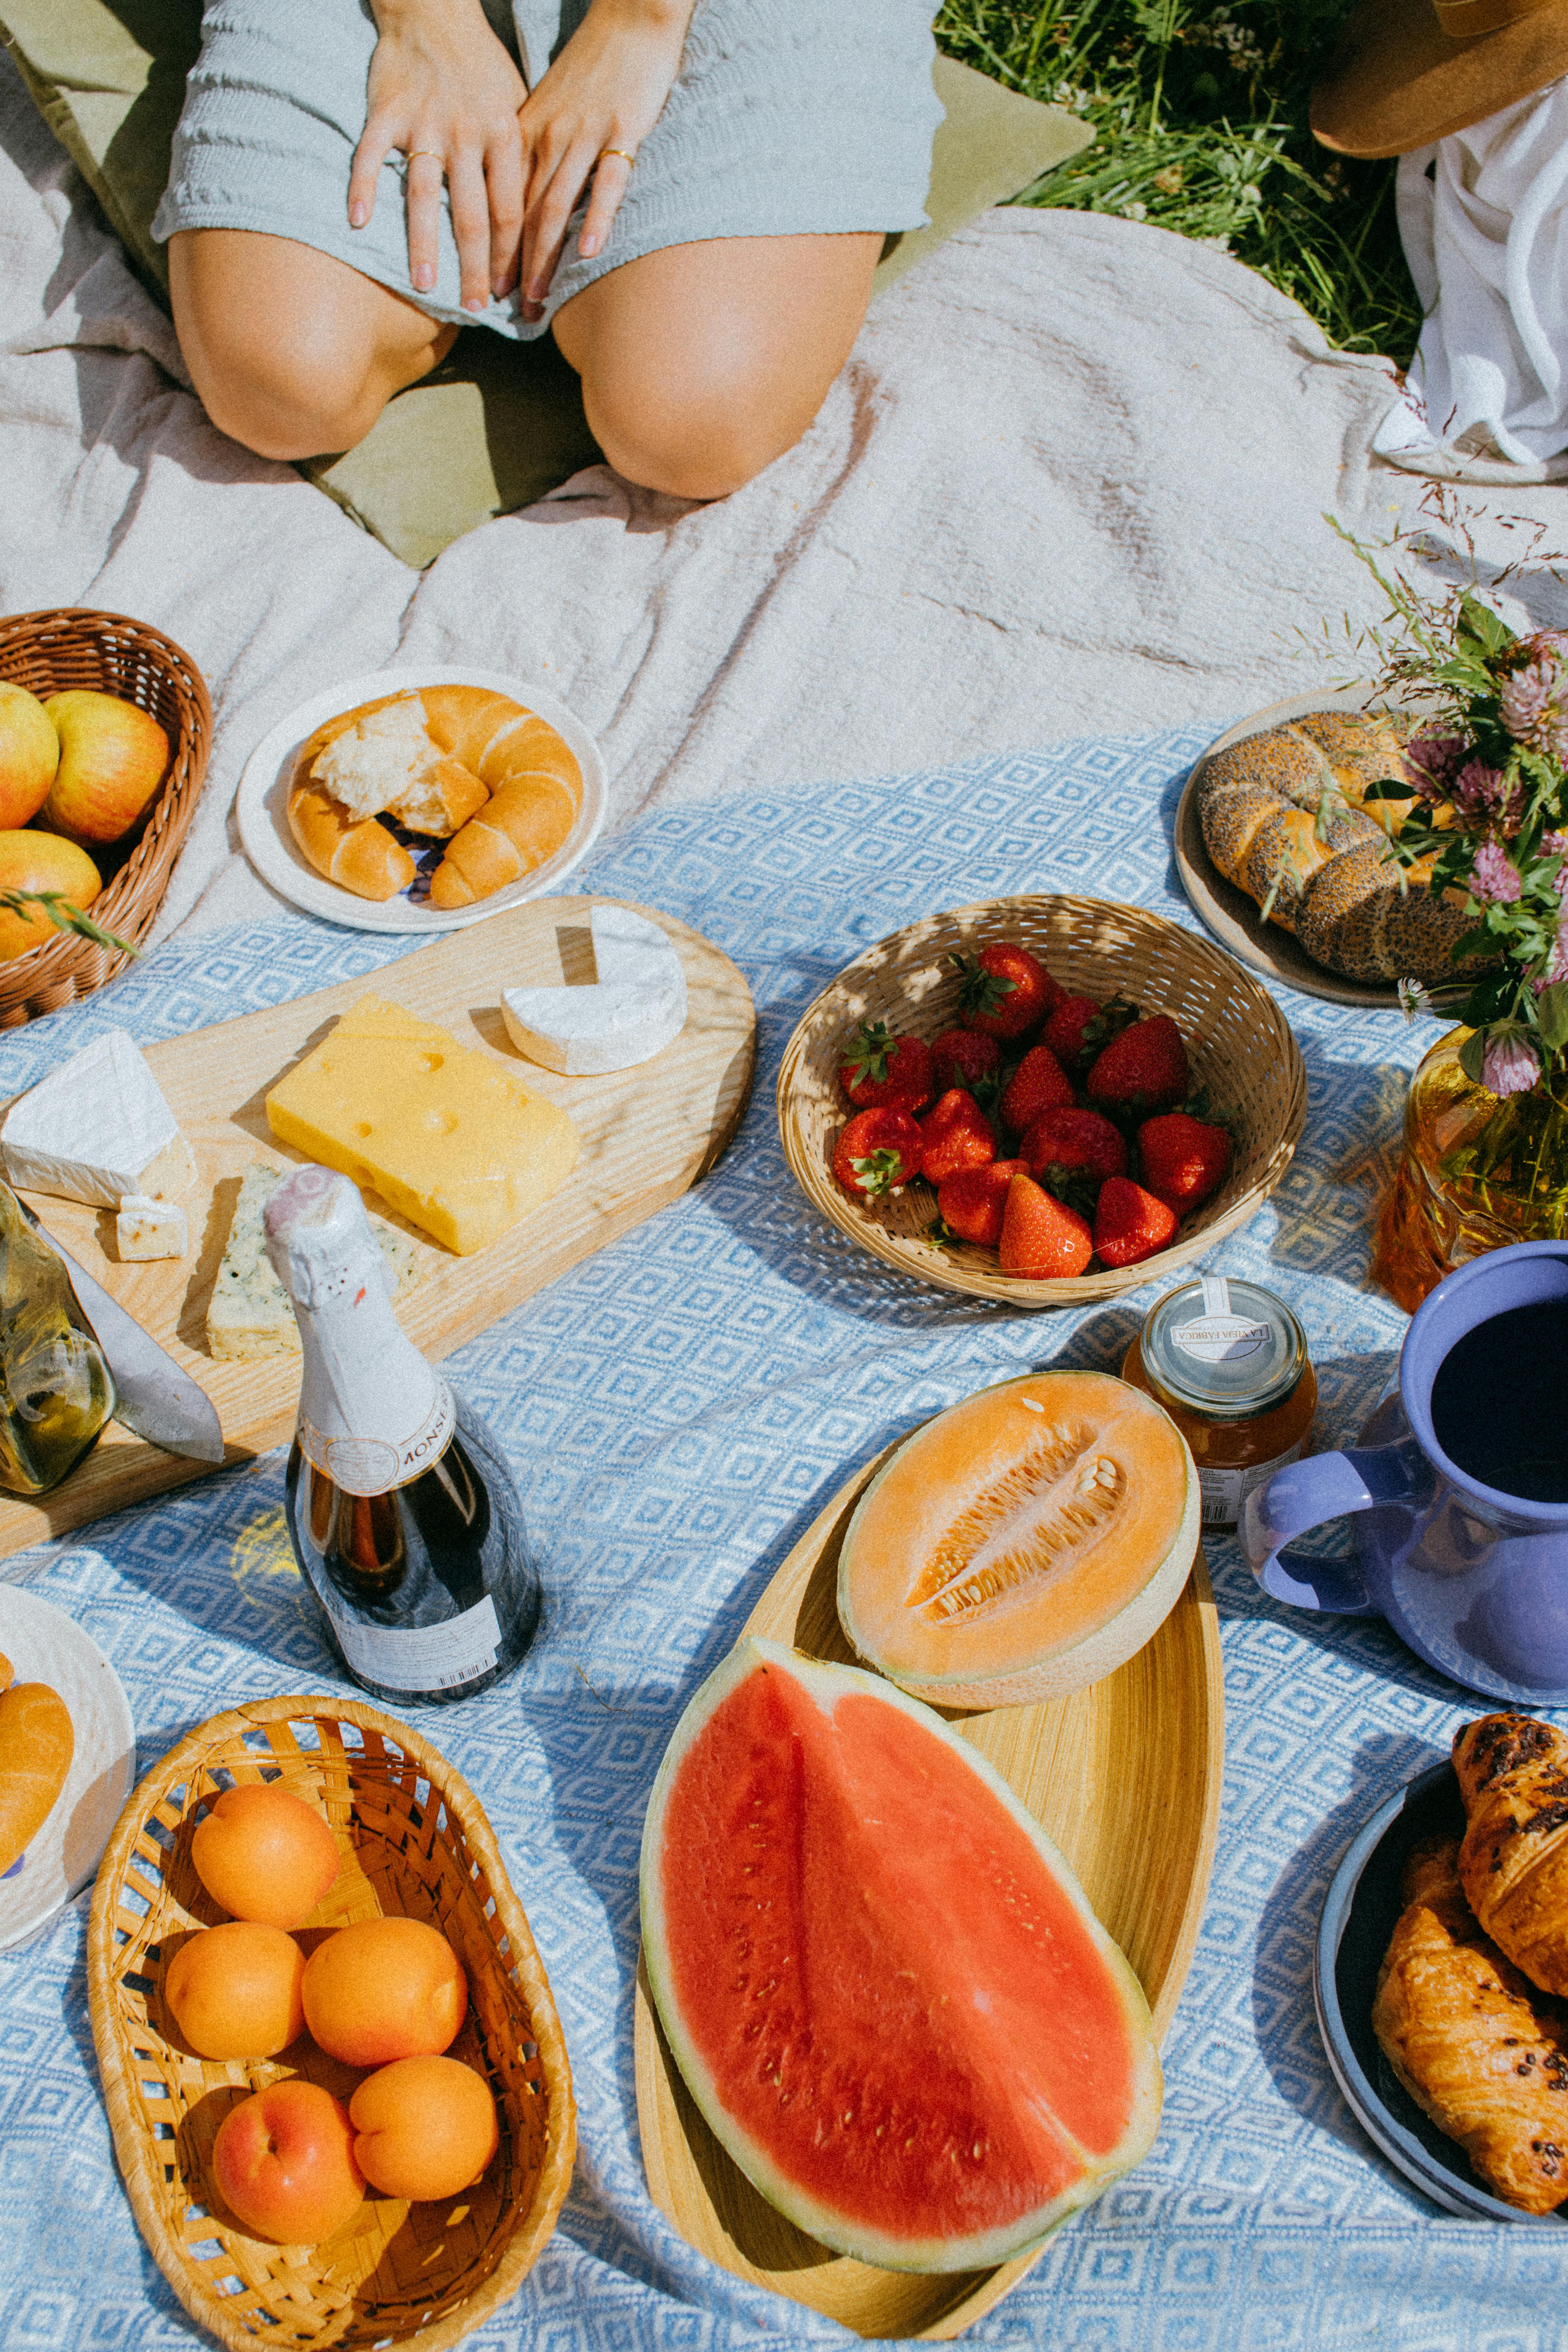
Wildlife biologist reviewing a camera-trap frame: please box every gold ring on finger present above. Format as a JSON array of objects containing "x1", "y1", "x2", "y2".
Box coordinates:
[
  {"x1": 405, "y1": 148, "x2": 444, "y2": 165},
  {"x1": 598, "y1": 147, "x2": 637, "y2": 168}
]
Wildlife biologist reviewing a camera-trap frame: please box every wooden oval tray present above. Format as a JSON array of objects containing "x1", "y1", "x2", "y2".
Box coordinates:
[
  {"x1": 633, "y1": 1439, "x2": 1225, "y2": 2341},
  {"x1": 1174, "y1": 684, "x2": 1401, "y2": 1010},
  {"x1": 776, "y1": 893, "x2": 1305, "y2": 1309}
]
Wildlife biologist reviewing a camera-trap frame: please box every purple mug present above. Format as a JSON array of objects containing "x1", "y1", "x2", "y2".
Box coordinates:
[{"x1": 1239, "y1": 1240, "x2": 1568, "y2": 1703}]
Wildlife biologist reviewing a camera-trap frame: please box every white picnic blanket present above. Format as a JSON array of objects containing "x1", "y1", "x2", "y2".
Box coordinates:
[{"x1": 4, "y1": 47, "x2": 1568, "y2": 948}]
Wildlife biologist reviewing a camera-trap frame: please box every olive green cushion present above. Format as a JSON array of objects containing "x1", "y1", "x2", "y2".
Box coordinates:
[{"x1": 2, "y1": 1, "x2": 1092, "y2": 566}]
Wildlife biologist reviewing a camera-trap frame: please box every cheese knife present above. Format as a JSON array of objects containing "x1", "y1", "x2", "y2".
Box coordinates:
[{"x1": 18, "y1": 1199, "x2": 226, "y2": 1465}]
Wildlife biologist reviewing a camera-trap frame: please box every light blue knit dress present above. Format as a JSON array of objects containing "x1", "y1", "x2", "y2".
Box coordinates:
[{"x1": 152, "y1": 1, "x2": 943, "y2": 340}]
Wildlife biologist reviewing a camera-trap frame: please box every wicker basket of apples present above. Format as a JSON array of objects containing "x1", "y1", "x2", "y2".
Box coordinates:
[
  {"x1": 776, "y1": 894, "x2": 1307, "y2": 1307},
  {"x1": 0, "y1": 608, "x2": 211, "y2": 1026}
]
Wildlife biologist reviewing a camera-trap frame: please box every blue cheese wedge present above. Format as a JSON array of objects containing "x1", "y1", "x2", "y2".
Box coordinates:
[
  {"x1": 115, "y1": 1196, "x2": 188, "y2": 1261},
  {"x1": 1, "y1": 1028, "x2": 195, "y2": 1207},
  {"x1": 208, "y1": 1162, "x2": 422, "y2": 1360},
  {"x1": 500, "y1": 905, "x2": 687, "y2": 1075}
]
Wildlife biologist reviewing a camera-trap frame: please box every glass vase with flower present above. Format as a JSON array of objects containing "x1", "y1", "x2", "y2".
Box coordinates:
[{"x1": 1328, "y1": 519, "x2": 1568, "y2": 1307}]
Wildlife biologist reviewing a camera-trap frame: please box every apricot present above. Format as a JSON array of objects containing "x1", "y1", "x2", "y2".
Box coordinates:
[
  {"x1": 212, "y1": 2079, "x2": 364, "y2": 2244},
  {"x1": 164, "y1": 1922, "x2": 306, "y2": 2060},
  {"x1": 349, "y1": 2056, "x2": 499, "y2": 2200},
  {"x1": 302, "y1": 1917, "x2": 466, "y2": 2067},
  {"x1": 191, "y1": 1783, "x2": 340, "y2": 1928}
]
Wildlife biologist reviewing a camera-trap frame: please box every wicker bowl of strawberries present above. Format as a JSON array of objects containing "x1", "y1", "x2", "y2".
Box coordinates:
[{"x1": 775, "y1": 893, "x2": 1307, "y2": 1306}]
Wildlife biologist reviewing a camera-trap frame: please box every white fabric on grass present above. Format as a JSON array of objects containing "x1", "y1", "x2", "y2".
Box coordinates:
[
  {"x1": 7, "y1": 45, "x2": 1568, "y2": 955},
  {"x1": 1379, "y1": 75, "x2": 1568, "y2": 478}
]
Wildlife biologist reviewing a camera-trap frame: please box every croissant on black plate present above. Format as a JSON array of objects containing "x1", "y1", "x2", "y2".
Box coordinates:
[
  {"x1": 1454, "y1": 1714, "x2": 1568, "y2": 1996},
  {"x1": 1372, "y1": 1833, "x2": 1568, "y2": 2214}
]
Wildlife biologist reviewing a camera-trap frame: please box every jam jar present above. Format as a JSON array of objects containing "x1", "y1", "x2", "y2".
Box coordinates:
[{"x1": 1120, "y1": 1273, "x2": 1315, "y2": 1530}]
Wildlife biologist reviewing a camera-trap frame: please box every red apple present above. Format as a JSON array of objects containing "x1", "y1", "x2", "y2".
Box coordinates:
[
  {"x1": 0, "y1": 682, "x2": 58, "y2": 828},
  {"x1": 40, "y1": 690, "x2": 169, "y2": 847},
  {"x1": 0, "y1": 830, "x2": 100, "y2": 961},
  {"x1": 211, "y1": 2079, "x2": 365, "y2": 2244}
]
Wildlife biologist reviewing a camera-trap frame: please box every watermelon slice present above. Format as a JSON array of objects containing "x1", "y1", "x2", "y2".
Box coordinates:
[{"x1": 640, "y1": 1638, "x2": 1162, "y2": 2272}]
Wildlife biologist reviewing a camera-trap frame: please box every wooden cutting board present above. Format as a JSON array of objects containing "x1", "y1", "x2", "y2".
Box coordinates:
[
  {"x1": 0, "y1": 896, "x2": 755, "y2": 1556},
  {"x1": 634, "y1": 1445, "x2": 1224, "y2": 2342}
]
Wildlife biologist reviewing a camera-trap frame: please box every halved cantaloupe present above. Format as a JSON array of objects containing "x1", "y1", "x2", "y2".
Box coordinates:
[
  {"x1": 837, "y1": 1370, "x2": 1198, "y2": 1709},
  {"x1": 640, "y1": 1638, "x2": 1162, "y2": 2271}
]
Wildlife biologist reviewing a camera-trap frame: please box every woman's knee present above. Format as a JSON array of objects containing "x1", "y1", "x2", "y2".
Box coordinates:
[
  {"x1": 555, "y1": 233, "x2": 880, "y2": 500},
  {"x1": 168, "y1": 231, "x2": 451, "y2": 462},
  {"x1": 581, "y1": 362, "x2": 821, "y2": 501}
]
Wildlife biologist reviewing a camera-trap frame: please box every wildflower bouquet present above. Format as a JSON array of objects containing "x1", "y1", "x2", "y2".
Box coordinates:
[
  {"x1": 1347, "y1": 552, "x2": 1568, "y2": 1099},
  {"x1": 1342, "y1": 510, "x2": 1568, "y2": 1261}
]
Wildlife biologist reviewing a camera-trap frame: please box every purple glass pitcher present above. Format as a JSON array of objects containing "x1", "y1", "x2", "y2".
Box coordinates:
[{"x1": 1240, "y1": 1240, "x2": 1568, "y2": 1703}]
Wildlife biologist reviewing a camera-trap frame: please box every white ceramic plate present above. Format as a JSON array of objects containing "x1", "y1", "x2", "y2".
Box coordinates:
[
  {"x1": 236, "y1": 663, "x2": 606, "y2": 934},
  {"x1": 0, "y1": 1586, "x2": 135, "y2": 1951}
]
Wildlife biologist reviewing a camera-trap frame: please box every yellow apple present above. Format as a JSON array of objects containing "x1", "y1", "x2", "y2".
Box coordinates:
[
  {"x1": 0, "y1": 681, "x2": 58, "y2": 828},
  {"x1": 0, "y1": 831, "x2": 101, "y2": 960},
  {"x1": 40, "y1": 690, "x2": 169, "y2": 847}
]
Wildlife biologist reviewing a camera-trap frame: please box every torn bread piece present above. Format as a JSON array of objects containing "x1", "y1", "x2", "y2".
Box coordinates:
[
  {"x1": 310, "y1": 694, "x2": 434, "y2": 821},
  {"x1": 386, "y1": 756, "x2": 489, "y2": 836},
  {"x1": 207, "y1": 1161, "x2": 422, "y2": 1360}
]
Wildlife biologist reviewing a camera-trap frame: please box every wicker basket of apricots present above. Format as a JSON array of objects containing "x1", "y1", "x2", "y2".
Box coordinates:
[
  {"x1": 87, "y1": 1697, "x2": 574, "y2": 2352},
  {"x1": 776, "y1": 894, "x2": 1306, "y2": 1308}
]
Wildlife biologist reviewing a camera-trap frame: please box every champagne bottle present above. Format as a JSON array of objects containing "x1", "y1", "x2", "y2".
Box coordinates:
[{"x1": 265, "y1": 1164, "x2": 540, "y2": 1704}]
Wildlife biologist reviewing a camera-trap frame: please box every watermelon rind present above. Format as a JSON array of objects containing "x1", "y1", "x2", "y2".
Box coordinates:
[
  {"x1": 639, "y1": 1637, "x2": 1163, "y2": 2274},
  {"x1": 836, "y1": 1371, "x2": 1200, "y2": 1709}
]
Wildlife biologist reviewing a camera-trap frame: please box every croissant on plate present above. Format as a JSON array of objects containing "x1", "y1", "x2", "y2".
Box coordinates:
[
  {"x1": 1372, "y1": 1833, "x2": 1568, "y2": 2213},
  {"x1": 1454, "y1": 1714, "x2": 1568, "y2": 1995}
]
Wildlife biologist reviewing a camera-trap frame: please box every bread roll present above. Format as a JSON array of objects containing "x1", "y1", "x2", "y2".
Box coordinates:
[
  {"x1": 1197, "y1": 710, "x2": 1489, "y2": 984},
  {"x1": 427, "y1": 705, "x2": 582, "y2": 909},
  {"x1": 287, "y1": 781, "x2": 416, "y2": 902},
  {"x1": 1455, "y1": 1714, "x2": 1568, "y2": 1994},
  {"x1": 0, "y1": 1679, "x2": 74, "y2": 1876}
]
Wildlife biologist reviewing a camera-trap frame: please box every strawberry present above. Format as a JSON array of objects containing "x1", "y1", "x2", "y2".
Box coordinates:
[
  {"x1": 1093, "y1": 1176, "x2": 1178, "y2": 1268},
  {"x1": 919, "y1": 1088, "x2": 997, "y2": 1184},
  {"x1": 1000, "y1": 1043, "x2": 1074, "y2": 1133},
  {"x1": 935, "y1": 1157, "x2": 1027, "y2": 1248},
  {"x1": 930, "y1": 1027, "x2": 1002, "y2": 1098},
  {"x1": 839, "y1": 1021, "x2": 934, "y2": 1113},
  {"x1": 950, "y1": 943, "x2": 1063, "y2": 1043},
  {"x1": 1085, "y1": 1015, "x2": 1189, "y2": 1117},
  {"x1": 1136, "y1": 1112, "x2": 1232, "y2": 1214},
  {"x1": 1021, "y1": 1107, "x2": 1128, "y2": 1187},
  {"x1": 1043, "y1": 993, "x2": 1138, "y2": 1070},
  {"x1": 999, "y1": 1173, "x2": 1093, "y2": 1279},
  {"x1": 832, "y1": 1107, "x2": 923, "y2": 1200}
]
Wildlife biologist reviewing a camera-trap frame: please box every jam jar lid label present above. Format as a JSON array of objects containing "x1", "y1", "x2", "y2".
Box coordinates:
[
  {"x1": 1171, "y1": 1275, "x2": 1271, "y2": 1364},
  {"x1": 1141, "y1": 1273, "x2": 1306, "y2": 1419}
]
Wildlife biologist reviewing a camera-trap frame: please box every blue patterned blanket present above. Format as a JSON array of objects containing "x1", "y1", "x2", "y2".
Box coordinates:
[{"x1": 1, "y1": 730, "x2": 1539, "y2": 2352}]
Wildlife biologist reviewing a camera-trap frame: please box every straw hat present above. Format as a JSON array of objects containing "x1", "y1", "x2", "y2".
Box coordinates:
[{"x1": 1312, "y1": 0, "x2": 1568, "y2": 157}]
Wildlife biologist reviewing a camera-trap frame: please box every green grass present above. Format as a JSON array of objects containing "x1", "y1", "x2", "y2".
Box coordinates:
[{"x1": 935, "y1": 0, "x2": 1422, "y2": 361}]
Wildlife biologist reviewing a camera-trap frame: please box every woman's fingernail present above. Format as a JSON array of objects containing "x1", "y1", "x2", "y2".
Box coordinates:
[
  {"x1": 349, "y1": 202, "x2": 366, "y2": 229},
  {"x1": 579, "y1": 233, "x2": 600, "y2": 258},
  {"x1": 414, "y1": 264, "x2": 434, "y2": 291},
  {"x1": 464, "y1": 296, "x2": 485, "y2": 314}
]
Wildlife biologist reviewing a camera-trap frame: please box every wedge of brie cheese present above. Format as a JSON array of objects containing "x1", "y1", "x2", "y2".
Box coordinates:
[
  {"x1": 1, "y1": 1028, "x2": 196, "y2": 1207},
  {"x1": 501, "y1": 904, "x2": 687, "y2": 1075}
]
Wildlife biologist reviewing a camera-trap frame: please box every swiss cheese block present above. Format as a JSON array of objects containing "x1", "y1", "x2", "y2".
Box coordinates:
[{"x1": 264, "y1": 997, "x2": 580, "y2": 1256}]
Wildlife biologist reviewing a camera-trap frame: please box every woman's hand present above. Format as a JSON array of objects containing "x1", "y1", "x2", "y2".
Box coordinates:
[
  {"x1": 348, "y1": 0, "x2": 529, "y2": 314},
  {"x1": 516, "y1": 0, "x2": 696, "y2": 322}
]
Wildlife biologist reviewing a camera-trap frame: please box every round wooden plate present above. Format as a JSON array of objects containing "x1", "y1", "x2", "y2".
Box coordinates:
[
  {"x1": 1174, "y1": 684, "x2": 1402, "y2": 1009},
  {"x1": 776, "y1": 894, "x2": 1307, "y2": 1310},
  {"x1": 633, "y1": 1440, "x2": 1225, "y2": 2342}
]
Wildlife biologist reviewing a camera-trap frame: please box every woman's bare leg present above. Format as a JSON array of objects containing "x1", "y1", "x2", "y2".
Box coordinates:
[
  {"x1": 551, "y1": 232, "x2": 883, "y2": 500},
  {"x1": 168, "y1": 229, "x2": 458, "y2": 462}
]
